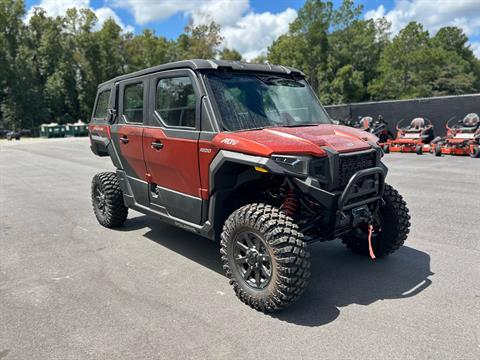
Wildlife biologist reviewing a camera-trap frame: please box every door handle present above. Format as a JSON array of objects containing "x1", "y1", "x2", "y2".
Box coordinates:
[
  {"x1": 120, "y1": 136, "x2": 129, "y2": 144},
  {"x1": 151, "y1": 141, "x2": 164, "y2": 150}
]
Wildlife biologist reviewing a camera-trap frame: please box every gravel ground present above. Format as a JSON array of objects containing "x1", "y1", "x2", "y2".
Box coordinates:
[{"x1": 1, "y1": 137, "x2": 479, "y2": 360}]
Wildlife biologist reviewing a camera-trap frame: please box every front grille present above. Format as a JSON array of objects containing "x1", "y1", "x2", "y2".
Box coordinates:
[{"x1": 338, "y1": 151, "x2": 377, "y2": 187}]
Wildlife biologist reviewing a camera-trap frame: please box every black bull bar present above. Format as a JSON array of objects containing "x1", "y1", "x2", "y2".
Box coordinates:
[{"x1": 292, "y1": 167, "x2": 386, "y2": 211}]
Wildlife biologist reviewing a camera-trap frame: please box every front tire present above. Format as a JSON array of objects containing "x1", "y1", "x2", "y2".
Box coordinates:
[
  {"x1": 91, "y1": 172, "x2": 128, "y2": 228},
  {"x1": 415, "y1": 144, "x2": 423, "y2": 155},
  {"x1": 220, "y1": 203, "x2": 310, "y2": 312},
  {"x1": 470, "y1": 146, "x2": 480, "y2": 158},
  {"x1": 341, "y1": 184, "x2": 410, "y2": 257},
  {"x1": 435, "y1": 144, "x2": 442, "y2": 157},
  {"x1": 383, "y1": 144, "x2": 390, "y2": 154}
]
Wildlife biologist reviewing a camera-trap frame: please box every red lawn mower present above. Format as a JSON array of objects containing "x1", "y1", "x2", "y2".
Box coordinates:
[
  {"x1": 386, "y1": 117, "x2": 434, "y2": 155},
  {"x1": 355, "y1": 115, "x2": 394, "y2": 153},
  {"x1": 432, "y1": 113, "x2": 480, "y2": 158}
]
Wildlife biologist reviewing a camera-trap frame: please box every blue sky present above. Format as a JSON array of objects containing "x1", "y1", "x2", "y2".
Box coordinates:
[{"x1": 25, "y1": 0, "x2": 479, "y2": 59}]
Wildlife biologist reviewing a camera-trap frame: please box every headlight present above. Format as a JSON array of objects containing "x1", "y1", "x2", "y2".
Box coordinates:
[{"x1": 271, "y1": 154, "x2": 310, "y2": 175}]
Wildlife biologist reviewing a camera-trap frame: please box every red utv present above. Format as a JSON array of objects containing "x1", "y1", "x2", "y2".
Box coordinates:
[
  {"x1": 88, "y1": 60, "x2": 411, "y2": 313},
  {"x1": 386, "y1": 117, "x2": 434, "y2": 155},
  {"x1": 433, "y1": 113, "x2": 480, "y2": 157}
]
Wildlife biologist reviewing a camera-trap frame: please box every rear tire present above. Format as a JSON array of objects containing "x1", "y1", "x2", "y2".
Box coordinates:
[
  {"x1": 341, "y1": 184, "x2": 410, "y2": 257},
  {"x1": 383, "y1": 144, "x2": 390, "y2": 153},
  {"x1": 435, "y1": 145, "x2": 442, "y2": 157},
  {"x1": 91, "y1": 172, "x2": 128, "y2": 228},
  {"x1": 220, "y1": 203, "x2": 310, "y2": 313},
  {"x1": 415, "y1": 144, "x2": 423, "y2": 155}
]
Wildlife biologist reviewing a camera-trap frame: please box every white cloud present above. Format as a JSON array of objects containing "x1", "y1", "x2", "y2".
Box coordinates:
[
  {"x1": 221, "y1": 9, "x2": 297, "y2": 60},
  {"x1": 366, "y1": 0, "x2": 480, "y2": 35},
  {"x1": 111, "y1": 0, "x2": 297, "y2": 61},
  {"x1": 26, "y1": 0, "x2": 89, "y2": 20},
  {"x1": 111, "y1": 0, "x2": 193, "y2": 25},
  {"x1": 112, "y1": 0, "x2": 249, "y2": 26},
  {"x1": 94, "y1": 7, "x2": 135, "y2": 33},
  {"x1": 365, "y1": 0, "x2": 480, "y2": 57},
  {"x1": 26, "y1": 0, "x2": 134, "y2": 33},
  {"x1": 189, "y1": 0, "x2": 249, "y2": 27}
]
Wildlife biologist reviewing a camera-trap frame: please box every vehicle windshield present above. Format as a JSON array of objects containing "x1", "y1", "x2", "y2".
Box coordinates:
[{"x1": 206, "y1": 73, "x2": 331, "y2": 131}]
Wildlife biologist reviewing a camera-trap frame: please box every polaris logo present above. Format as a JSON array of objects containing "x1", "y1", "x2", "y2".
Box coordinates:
[{"x1": 221, "y1": 138, "x2": 239, "y2": 146}]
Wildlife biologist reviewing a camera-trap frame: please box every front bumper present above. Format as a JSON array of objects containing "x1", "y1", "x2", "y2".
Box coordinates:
[{"x1": 292, "y1": 166, "x2": 385, "y2": 211}]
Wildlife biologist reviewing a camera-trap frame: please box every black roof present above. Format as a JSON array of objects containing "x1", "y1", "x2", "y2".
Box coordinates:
[{"x1": 99, "y1": 59, "x2": 305, "y2": 87}]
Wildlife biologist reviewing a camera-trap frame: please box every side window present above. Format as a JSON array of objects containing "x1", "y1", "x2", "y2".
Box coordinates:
[
  {"x1": 123, "y1": 82, "x2": 144, "y2": 123},
  {"x1": 94, "y1": 89, "x2": 111, "y2": 119},
  {"x1": 156, "y1": 76, "x2": 196, "y2": 128}
]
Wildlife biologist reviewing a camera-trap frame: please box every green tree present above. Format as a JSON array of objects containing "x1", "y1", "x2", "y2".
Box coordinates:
[
  {"x1": 250, "y1": 54, "x2": 267, "y2": 64},
  {"x1": 64, "y1": 8, "x2": 103, "y2": 119},
  {"x1": 288, "y1": 0, "x2": 334, "y2": 92},
  {"x1": 178, "y1": 21, "x2": 223, "y2": 59},
  {"x1": 267, "y1": 34, "x2": 305, "y2": 69},
  {"x1": 267, "y1": 0, "x2": 373, "y2": 103},
  {"x1": 320, "y1": 17, "x2": 389, "y2": 103},
  {"x1": 368, "y1": 22, "x2": 436, "y2": 99},
  {"x1": 124, "y1": 29, "x2": 173, "y2": 72},
  {"x1": 0, "y1": 0, "x2": 26, "y2": 129},
  {"x1": 432, "y1": 26, "x2": 480, "y2": 92},
  {"x1": 219, "y1": 48, "x2": 242, "y2": 61}
]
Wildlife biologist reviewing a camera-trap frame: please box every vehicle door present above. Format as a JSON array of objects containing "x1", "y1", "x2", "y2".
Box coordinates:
[
  {"x1": 143, "y1": 69, "x2": 203, "y2": 224},
  {"x1": 110, "y1": 77, "x2": 149, "y2": 206}
]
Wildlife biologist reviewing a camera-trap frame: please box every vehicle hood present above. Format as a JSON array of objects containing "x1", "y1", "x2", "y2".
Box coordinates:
[{"x1": 212, "y1": 125, "x2": 376, "y2": 157}]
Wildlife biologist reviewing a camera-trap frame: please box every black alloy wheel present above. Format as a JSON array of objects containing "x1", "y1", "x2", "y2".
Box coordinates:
[
  {"x1": 232, "y1": 230, "x2": 273, "y2": 289},
  {"x1": 93, "y1": 185, "x2": 107, "y2": 217}
]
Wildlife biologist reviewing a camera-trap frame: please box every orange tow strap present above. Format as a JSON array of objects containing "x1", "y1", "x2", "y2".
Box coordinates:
[{"x1": 367, "y1": 224, "x2": 376, "y2": 260}]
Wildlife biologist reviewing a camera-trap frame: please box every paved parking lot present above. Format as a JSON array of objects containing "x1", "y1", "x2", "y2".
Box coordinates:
[{"x1": 1, "y1": 138, "x2": 479, "y2": 360}]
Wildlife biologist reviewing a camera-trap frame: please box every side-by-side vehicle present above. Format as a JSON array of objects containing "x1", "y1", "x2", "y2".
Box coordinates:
[{"x1": 88, "y1": 60, "x2": 410, "y2": 312}]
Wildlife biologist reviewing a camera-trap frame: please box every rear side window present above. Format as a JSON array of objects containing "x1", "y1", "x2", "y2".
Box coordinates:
[
  {"x1": 156, "y1": 76, "x2": 196, "y2": 128},
  {"x1": 123, "y1": 83, "x2": 144, "y2": 123},
  {"x1": 94, "y1": 90, "x2": 111, "y2": 119}
]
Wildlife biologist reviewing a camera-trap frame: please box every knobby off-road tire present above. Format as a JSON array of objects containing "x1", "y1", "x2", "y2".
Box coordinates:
[
  {"x1": 220, "y1": 203, "x2": 311, "y2": 313},
  {"x1": 342, "y1": 184, "x2": 410, "y2": 257},
  {"x1": 91, "y1": 172, "x2": 128, "y2": 228}
]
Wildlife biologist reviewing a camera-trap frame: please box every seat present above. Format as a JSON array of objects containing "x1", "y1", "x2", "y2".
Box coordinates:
[
  {"x1": 462, "y1": 113, "x2": 479, "y2": 128},
  {"x1": 360, "y1": 117, "x2": 372, "y2": 130},
  {"x1": 410, "y1": 117, "x2": 425, "y2": 129}
]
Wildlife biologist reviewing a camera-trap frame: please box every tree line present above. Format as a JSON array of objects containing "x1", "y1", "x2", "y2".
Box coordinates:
[{"x1": 1, "y1": 0, "x2": 479, "y2": 130}]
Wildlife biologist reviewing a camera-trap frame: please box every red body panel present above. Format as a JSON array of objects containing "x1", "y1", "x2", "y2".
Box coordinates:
[
  {"x1": 92, "y1": 123, "x2": 377, "y2": 198},
  {"x1": 88, "y1": 124, "x2": 110, "y2": 138},
  {"x1": 212, "y1": 125, "x2": 373, "y2": 158},
  {"x1": 88, "y1": 124, "x2": 110, "y2": 142},
  {"x1": 117, "y1": 125, "x2": 146, "y2": 179},
  {"x1": 143, "y1": 128, "x2": 202, "y2": 197}
]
